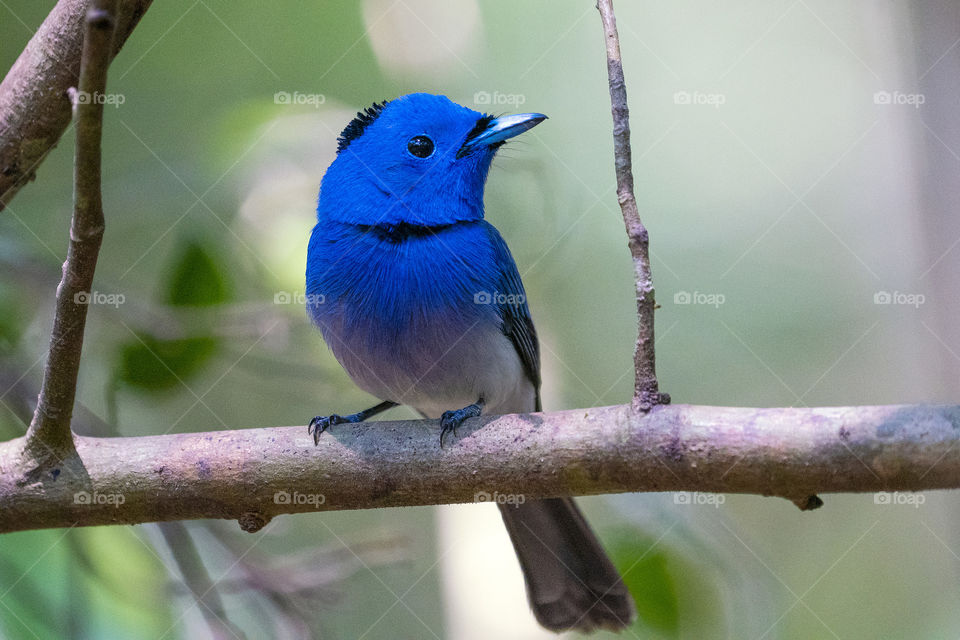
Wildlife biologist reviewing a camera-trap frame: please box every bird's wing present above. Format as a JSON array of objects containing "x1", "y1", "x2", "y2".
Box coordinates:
[{"x1": 482, "y1": 222, "x2": 542, "y2": 411}]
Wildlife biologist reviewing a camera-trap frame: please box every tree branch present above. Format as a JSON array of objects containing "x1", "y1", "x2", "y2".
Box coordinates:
[
  {"x1": 25, "y1": 1, "x2": 118, "y2": 459},
  {"x1": 0, "y1": 403, "x2": 956, "y2": 534},
  {"x1": 157, "y1": 522, "x2": 247, "y2": 640},
  {"x1": 0, "y1": 0, "x2": 152, "y2": 212},
  {"x1": 596, "y1": 0, "x2": 665, "y2": 411}
]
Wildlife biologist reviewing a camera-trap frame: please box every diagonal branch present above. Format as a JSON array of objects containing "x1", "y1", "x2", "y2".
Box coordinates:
[
  {"x1": 596, "y1": 0, "x2": 665, "y2": 411},
  {"x1": 25, "y1": 0, "x2": 118, "y2": 459},
  {"x1": 0, "y1": 0, "x2": 153, "y2": 213},
  {"x1": 157, "y1": 522, "x2": 247, "y2": 640},
  {"x1": 0, "y1": 403, "x2": 956, "y2": 534}
]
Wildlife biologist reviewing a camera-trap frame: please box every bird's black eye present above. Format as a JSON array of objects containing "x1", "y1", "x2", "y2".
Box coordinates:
[{"x1": 407, "y1": 135, "x2": 435, "y2": 158}]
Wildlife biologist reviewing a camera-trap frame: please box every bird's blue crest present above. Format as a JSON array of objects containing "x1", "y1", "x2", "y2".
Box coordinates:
[{"x1": 319, "y1": 93, "x2": 531, "y2": 227}]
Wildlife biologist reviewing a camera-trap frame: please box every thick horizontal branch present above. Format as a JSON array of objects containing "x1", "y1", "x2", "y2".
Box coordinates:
[{"x1": 0, "y1": 403, "x2": 957, "y2": 534}]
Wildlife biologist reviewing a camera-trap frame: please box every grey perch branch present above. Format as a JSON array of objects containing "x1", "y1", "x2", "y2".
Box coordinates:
[
  {"x1": 25, "y1": 0, "x2": 118, "y2": 460},
  {"x1": 0, "y1": 403, "x2": 956, "y2": 534},
  {"x1": 596, "y1": 0, "x2": 664, "y2": 411},
  {"x1": 0, "y1": 0, "x2": 152, "y2": 212}
]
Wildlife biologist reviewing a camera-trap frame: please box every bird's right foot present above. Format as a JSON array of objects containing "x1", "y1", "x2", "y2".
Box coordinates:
[{"x1": 306, "y1": 400, "x2": 399, "y2": 446}]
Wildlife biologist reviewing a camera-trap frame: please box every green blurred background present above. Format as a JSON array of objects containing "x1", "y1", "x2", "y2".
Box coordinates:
[{"x1": 2, "y1": 1, "x2": 960, "y2": 638}]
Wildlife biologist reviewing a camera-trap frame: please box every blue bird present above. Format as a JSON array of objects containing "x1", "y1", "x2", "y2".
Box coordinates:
[{"x1": 305, "y1": 93, "x2": 635, "y2": 632}]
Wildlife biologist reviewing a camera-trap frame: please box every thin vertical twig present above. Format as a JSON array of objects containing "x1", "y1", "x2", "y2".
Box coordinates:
[
  {"x1": 25, "y1": 0, "x2": 118, "y2": 458},
  {"x1": 596, "y1": 0, "x2": 667, "y2": 411},
  {"x1": 157, "y1": 522, "x2": 247, "y2": 640}
]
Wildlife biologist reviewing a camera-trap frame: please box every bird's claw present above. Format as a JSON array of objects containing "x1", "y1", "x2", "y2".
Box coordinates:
[
  {"x1": 308, "y1": 414, "x2": 345, "y2": 445},
  {"x1": 439, "y1": 401, "x2": 483, "y2": 447},
  {"x1": 439, "y1": 411, "x2": 461, "y2": 448}
]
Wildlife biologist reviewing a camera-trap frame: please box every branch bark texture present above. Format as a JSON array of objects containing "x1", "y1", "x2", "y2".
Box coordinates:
[
  {"x1": 596, "y1": 0, "x2": 663, "y2": 411},
  {"x1": 1, "y1": 403, "x2": 957, "y2": 534},
  {"x1": 0, "y1": 0, "x2": 152, "y2": 212},
  {"x1": 26, "y1": 1, "x2": 117, "y2": 459}
]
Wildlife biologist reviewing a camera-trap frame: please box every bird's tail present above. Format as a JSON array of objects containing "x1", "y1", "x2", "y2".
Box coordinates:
[{"x1": 498, "y1": 497, "x2": 636, "y2": 632}]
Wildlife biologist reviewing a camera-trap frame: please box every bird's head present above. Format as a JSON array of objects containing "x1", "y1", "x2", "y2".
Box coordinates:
[{"x1": 318, "y1": 93, "x2": 546, "y2": 227}]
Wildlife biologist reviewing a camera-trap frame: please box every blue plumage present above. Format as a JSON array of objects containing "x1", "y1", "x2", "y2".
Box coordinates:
[
  {"x1": 304, "y1": 93, "x2": 634, "y2": 632},
  {"x1": 307, "y1": 93, "x2": 542, "y2": 419},
  {"x1": 307, "y1": 218, "x2": 532, "y2": 417}
]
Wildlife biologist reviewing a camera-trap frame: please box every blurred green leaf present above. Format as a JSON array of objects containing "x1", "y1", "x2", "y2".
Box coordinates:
[
  {"x1": 77, "y1": 528, "x2": 171, "y2": 637},
  {"x1": 604, "y1": 527, "x2": 727, "y2": 639},
  {"x1": 609, "y1": 531, "x2": 680, "y2": 636},
  {"x1": 117, "y1": 239, "x2": 230, "y2": 391},
  {"x1": 118, "y1": 335, "x2": 218, "y2": 391},
  {"x1": 0, "y1": 282, "x2": 24, "y2": 354},
  {"x1": 164, "y1": 240, "x2": 230, "y2": 307},
  {"x1": 0, "y1": 530, "x2": 70, "y2": 639}
]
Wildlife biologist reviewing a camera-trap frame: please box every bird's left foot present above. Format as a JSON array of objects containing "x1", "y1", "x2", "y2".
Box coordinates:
[{"x1": 439, "y1": 398, "x2": 484, "y2": 447}]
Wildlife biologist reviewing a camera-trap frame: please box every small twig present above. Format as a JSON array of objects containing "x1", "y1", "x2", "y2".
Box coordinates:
[
  {"x1": 158, "y1": 522, "x2": 246, "y2": 640},
  {"x1": 596, "y1": 0, "x2": 665, "y2": 411},
  {"x1": 25, "y1": 1, "x2": 118, "y2": 458}
]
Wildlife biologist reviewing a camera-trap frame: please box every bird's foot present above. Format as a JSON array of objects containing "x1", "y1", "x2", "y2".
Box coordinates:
[
  {"x1": 307, "y1": 400, "x2": 400, "y2": 446},
  {"x1": 308, "y1": 414, "x2": 354, "y2": 445},
  {"x1": 439, "y1": 400, "x2": 484, "y2": 447}
]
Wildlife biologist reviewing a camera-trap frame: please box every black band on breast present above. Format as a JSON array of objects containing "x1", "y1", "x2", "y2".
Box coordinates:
[{"x1": 354, "y1": 220, "x2": 476, "y2": 244}]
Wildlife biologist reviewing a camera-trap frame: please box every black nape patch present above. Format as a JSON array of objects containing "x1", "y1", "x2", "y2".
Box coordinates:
[{"x1": 337, "y1": 100, "x2": 389, "y2": 153}]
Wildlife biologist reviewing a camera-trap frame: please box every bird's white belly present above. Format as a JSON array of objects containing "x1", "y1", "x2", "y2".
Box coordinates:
[{"x1": 324, "y1": 317, "x2": 535, "y2": 418}]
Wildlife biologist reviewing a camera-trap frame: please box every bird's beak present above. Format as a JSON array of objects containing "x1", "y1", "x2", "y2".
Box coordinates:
[{"x1": 457, "y1": 112, "x2": 548, "y2": 158}]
